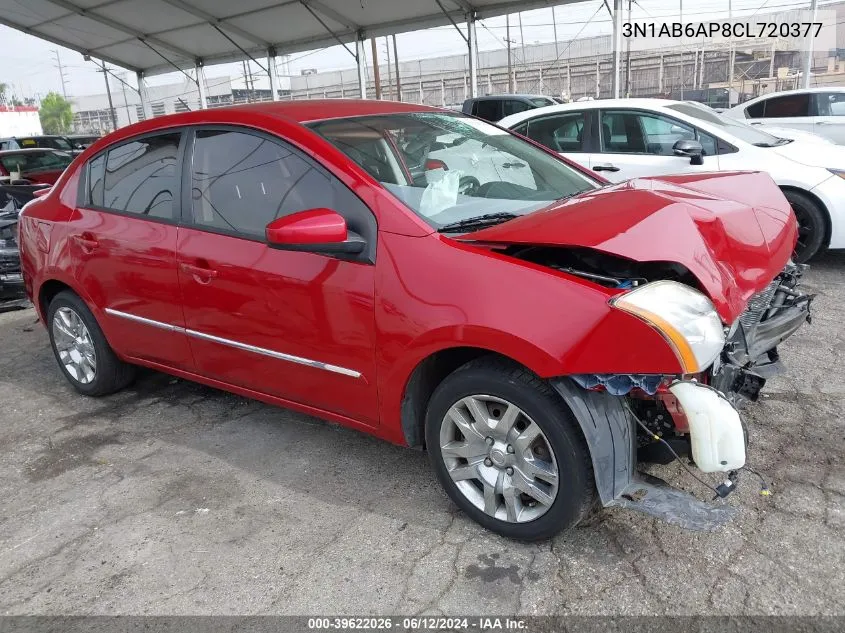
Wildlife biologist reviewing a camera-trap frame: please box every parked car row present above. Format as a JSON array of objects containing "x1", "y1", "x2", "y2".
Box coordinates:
[
  {"x1": 0, "y1": 134, "x2": 100, "y2": 153},
  {"x1": 499, "y1": 97, "x2": 845, "y2": 262},
  {"x1": 20, "y1": 99, "x2": 811, "y2": 540},
  {"x1": 0, "y1": 182, "x2": 49, "y2": 309},
  {"x1": 725, "y1": 87, "x2": 845, "y2": 145},
  {"x1": 0, "y1": 148, "x2": 75, "y2": 185}
]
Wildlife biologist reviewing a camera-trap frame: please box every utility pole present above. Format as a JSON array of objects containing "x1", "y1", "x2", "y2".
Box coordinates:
[
  {"x1": 242, "y1": 61, "x2": 250, "y2": 102},
  {"x1": 98, "y1": 62, "x2": 118, "y2": 132},
  {"x1": 802, "y1": 0, "x2": 818, "y2": 88},
  {"x1": 518, "y1": 12, "x2": 526, "y2": 66},
  {"x1": 679, "y1": 0, "x2": 684, "y2": 100},
  {"x1": 384, "y1": 37, "x2": 393, "y2": 99},
  {"x1": 552, "y1": 7, "x2": 561, "y2": 98},
  {"x1": 392, "y1": 35, "x2": 401, "y2": 101},
  {"x1": 52, "y1": 50, "x2": 69, "y2": 98},
  {"x1": 506, "y1": 15, "x2": 514, "y2": 92},
  {"x1": 370, "y1": 38, "x2": 382, "y2": 99},
  {"x1": 625, "y1": 0, "x2": 632, "y2": 97},
  {"x1": 120, "y1": 74, "x2": 131, "y2": 124}
]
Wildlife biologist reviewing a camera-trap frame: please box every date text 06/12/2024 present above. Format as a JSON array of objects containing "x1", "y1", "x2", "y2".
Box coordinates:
[
  {"x1": 623, "y1": 21, "x2": 823, "y2": 39},
  {"x1": 306, "y1": 617, "x2": 528, "y2": 630}
]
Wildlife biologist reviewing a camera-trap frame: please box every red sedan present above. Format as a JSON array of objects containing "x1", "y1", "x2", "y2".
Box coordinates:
[
  {"x1": 0, "y1": 148, "x2": 74, "y2": 185},
  {"x1": 18, "y1": 101, "x2": 811, "y2": 540}
]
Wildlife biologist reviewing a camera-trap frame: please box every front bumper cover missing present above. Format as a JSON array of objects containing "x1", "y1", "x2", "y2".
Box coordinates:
[{"x1": 551, "y1": 378, "x2": 737, "y2": 531}]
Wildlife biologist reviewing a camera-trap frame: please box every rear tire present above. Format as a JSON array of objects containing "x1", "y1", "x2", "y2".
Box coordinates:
[
  {"x1": 425, "y1": 357, "x2": 595, "y2": 541},
  {"x1": 782, "y1": 189, "x2": 827, "y2": 263},
  {"x1": 47, "y1": 290, "x2": 135, "y2": 396}
]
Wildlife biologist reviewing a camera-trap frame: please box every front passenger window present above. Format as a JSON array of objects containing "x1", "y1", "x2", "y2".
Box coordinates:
[{"x1": 189, "y1": 129, "x2": 374, "y2": 244}]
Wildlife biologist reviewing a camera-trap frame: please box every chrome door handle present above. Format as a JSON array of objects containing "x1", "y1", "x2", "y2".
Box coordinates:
[
  {"x1": 593, "y1": 163, "x2": 620, "y2": 172},
  {"x1": 180, "y1": 262, "x2": 218, "y2": 283}
]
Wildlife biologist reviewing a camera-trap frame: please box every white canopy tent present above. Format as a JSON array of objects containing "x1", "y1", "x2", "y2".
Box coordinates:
[{"x1": 5, "y1": 0, "x2": 817, "y2": 115}]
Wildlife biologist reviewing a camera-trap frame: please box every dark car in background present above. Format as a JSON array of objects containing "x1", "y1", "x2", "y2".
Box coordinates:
[
  {"x1": 66, "y1": 134, "x2": 101, "y2": 150},
  {"x1": 0, "y1": 183, "x2": 47, "y2": 309},
  {"x1": 461, "y1": 94, "x2": 557, "y2": 122},
  {"x1": 0, "y1": 135, "x2": 78, "y2": 153},
  {"x1": 0, "y1": 148, "x2": 75, "y2": 186}
]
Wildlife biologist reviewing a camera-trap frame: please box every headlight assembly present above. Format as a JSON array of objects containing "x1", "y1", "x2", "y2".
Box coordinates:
[
  {"x1": 611, "y1": 280, "x2": 725, "y2": 373},
  {"x1": 828, "y1": 169, "x2": 845, "y2": 180}
]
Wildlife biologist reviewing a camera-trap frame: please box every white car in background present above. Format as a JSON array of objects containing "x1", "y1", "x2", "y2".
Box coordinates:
[
  {"x1": 724, "y1": 87, "x2": 845, "y2": 145},
  {"x1": 499, "y1": 98, "x2": 845, "y2": 262}
]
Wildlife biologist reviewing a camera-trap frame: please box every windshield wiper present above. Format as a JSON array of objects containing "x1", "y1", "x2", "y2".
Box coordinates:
[{"x1": 437, "y1": 212, "x2": 519, "y2": 233}]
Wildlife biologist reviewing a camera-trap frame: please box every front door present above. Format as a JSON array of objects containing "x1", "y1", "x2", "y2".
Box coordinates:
[
  {"x1": 69, "y1": 130, "x2": 192, "y2": 370},
  {"x1": 177, "y1": 127, "x2": 379, "y2": 424},
  {"x1": 588, "y1": 109, "x2": 719, "y2": 182}
]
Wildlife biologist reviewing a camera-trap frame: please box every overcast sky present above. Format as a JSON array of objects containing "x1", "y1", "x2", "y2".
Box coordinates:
[{"x1": 0, "y1": 0, "x2": 828, "y2": 100}]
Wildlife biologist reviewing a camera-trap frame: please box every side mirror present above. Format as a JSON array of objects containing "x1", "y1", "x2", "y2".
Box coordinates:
[
  {"x1": 265, "y1": 208, "x2": 365, "y2": 255},
  {"x1": 673, "y1": 139, "x2": 704, "y2": 166}
]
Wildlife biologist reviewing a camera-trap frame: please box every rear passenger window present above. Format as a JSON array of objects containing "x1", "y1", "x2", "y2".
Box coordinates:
[
  {"x1": 745, "y1": 101, "x2": 765, "y2": 118},
  {"x1": 762, "y1": 94, "x2": 810, "y2": 118},
  {"x1": 525, "y1": 113, "x2": 585, "y2": 152},
  {"x1": 189, "y1": 129, "x2": 373, "y2": 242},
  {"x1": 88, "y1": 155, "x2": 105, "y2": 207},
  {"x1": 101, "y1": 133, "x2": 181, "y2": 219}
]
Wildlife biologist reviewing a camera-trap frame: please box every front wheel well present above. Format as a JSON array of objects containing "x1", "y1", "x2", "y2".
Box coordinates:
[
  {"x1": 779, "y1": 185, "x2": 832, "y2": 249},
  {"x1": 401, "y1": 347, "x2": 526, "y2": 448}
]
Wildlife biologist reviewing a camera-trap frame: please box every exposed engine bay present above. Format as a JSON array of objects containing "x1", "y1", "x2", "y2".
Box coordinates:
[{"x1": 504, "y1": 244, "x2": 700, "y2": 290}]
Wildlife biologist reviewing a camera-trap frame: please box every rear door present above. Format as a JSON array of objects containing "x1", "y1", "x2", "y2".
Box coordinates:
[
  {"x1": 812, "y1": 91, "x2": 845, "y2": 143},
  {"x1": 589, "y1": 109, "x2": 719, "y2": 182},
  {"x1": 520, "y1": 110, "x2": 593, "y2": 171},
  {"x1": 70, "y1": 131, "x2": 193, "y2": 370}
]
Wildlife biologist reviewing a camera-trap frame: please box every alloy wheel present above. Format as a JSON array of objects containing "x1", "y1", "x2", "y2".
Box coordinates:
[
  {"x1": 52, "y1": 306, "x2": 97, "y2": 384},
  {"x1": 439, "y1": 395, "x2": 559, "y2": 523}
]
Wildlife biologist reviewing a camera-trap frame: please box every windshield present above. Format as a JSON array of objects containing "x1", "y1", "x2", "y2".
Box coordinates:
[
  {"x1": 665, "y1": 103, "x2": 788, "y2": 147},
  {"x1": 530, "y1": 97, "x2": 555, "y2": 107},
  {"x1": 310, "y1": 112, "x2": 597, "y2": 230}
]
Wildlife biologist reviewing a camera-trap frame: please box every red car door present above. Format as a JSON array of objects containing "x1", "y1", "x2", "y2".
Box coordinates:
[
  {"x1": 68, "y1": 131, "x2": 193, "y2": 369},
  {"x1": 176, "y1": 127, "x2": 379, "y2": 424}
]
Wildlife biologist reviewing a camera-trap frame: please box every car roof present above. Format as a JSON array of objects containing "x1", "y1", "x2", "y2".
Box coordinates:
[
  {"x1": 200, "y1": 99, "x2": 438, "y2": 123},
  {"x1": 732, "y1": 87, "x2": 845, "y2": 108},
  {"x1": 497, "y1": 98, "x2": 685, "y2": 126},
  {"x1": 468, "y1": 94, "x2": 552, "y2": 101}
]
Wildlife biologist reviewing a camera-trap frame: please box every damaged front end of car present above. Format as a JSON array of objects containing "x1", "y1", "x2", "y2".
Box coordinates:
[
  {"x1": 553, "y1": 262, "x2": 812, "y2": 531},
  {"x1": 711, "y1": 262, "x2": 813, "y2": 406}
]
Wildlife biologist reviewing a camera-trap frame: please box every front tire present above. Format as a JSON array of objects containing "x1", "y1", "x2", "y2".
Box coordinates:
[
  {"x1": 425, "y1": 358, "x2": 595, "y2": 541},
  {"x1": 782, "y1": 189, "x2": 827, "y2": 263},
  {"x1": 47, "y1": 290, "x2": 135, "y2": 396}
]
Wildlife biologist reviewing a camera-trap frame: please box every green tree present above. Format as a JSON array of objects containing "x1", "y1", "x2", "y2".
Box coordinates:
[
  {"x1": 0, "y1": 82, "x2": 7, "y2": 104},
  {"x1": 39, "y1": 92, "x2": 73, "y2": 134}
]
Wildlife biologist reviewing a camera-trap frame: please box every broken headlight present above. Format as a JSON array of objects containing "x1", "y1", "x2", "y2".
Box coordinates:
[{"x1": 610, "y1": 280, "x2": 725, "y2": 373}]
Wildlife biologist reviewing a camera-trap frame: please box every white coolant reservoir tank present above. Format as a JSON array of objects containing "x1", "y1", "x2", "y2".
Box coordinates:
[{"x1": 668, "y1": 381, "x2": 746, "y2": 473}]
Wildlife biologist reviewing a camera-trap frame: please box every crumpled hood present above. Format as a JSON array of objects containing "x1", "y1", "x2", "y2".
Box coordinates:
[
  {"x1": 464, "y1": 171, "x2": 796, "y2": 323},
  {"x1": 771, "y1": 139, "x2": 845, "y2": 168}
]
